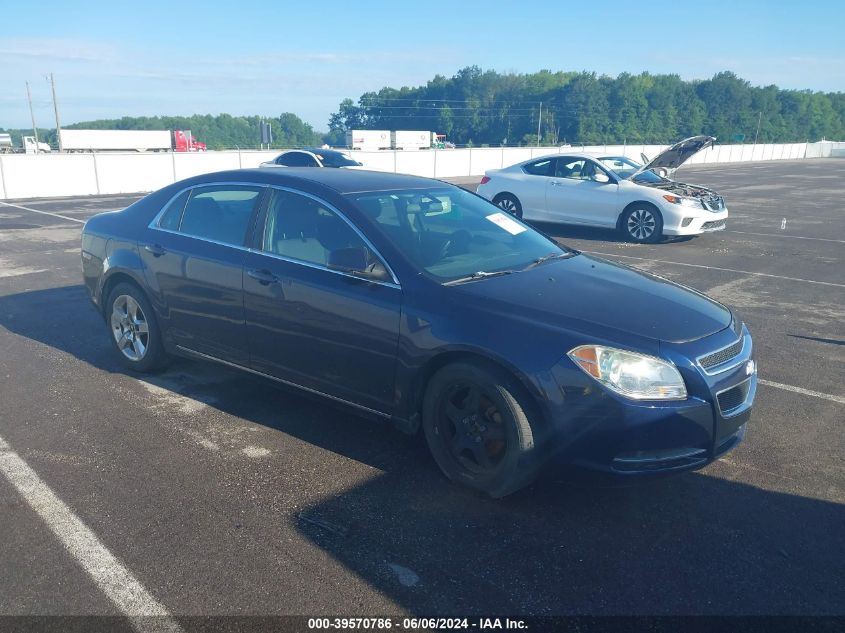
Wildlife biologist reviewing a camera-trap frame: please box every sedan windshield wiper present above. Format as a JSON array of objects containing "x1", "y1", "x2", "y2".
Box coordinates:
[
  {"x1": 443, "y1": 270, "x2": 515, "y2": 286},
  {"x1": 522, "y1": 251, "x2": 578, "y2": 270}
]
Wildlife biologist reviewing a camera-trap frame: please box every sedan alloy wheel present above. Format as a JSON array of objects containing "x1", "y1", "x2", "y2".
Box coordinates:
[{"x1": 111, "y1": 294, "x2": 149, "y2": 361}]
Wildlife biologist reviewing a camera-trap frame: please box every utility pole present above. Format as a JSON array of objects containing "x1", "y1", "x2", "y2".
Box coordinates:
[
  {"x1": 48, "y1": 73, "x2": 62, "y2": 152},
  {"x1": 26, "y1": 82, "x2": 39, "y2": 145},
  {"x1": 537, "y1": 102, "x2": 542, "y2": 146},
  {"x1": 753, "y1": 111, "x2": 762, "y2": 146}
]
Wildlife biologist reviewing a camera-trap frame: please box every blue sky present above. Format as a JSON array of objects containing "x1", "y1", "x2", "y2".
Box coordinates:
[{"x1": 2, "y1": 0, "x2": 843, "y2": 131}]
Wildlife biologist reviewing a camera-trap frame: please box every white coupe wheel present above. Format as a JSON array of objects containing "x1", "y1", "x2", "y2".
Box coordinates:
[{"x1": 622, "y1": 205, "x2": 663, "y2": 244}]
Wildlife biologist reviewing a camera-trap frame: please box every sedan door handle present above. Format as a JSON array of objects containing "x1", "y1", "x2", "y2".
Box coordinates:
[
  {"x1": 247, "y1": 268, "x2": 278, "y2": 285},
  {"x1": 143, "y1": 243, "x2": 166, "y2": 257}
]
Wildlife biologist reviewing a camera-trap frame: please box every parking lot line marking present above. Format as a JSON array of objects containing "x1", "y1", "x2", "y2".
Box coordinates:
[
  {"x1": 0, "y1": 435, "x2": 183, "y2": 633},
  {"x1": 583, "y1": 251, "x2": 845, "y2": 289},
  {"x1": 0, "y1": 200, "x2": 85, "y2": 224},
  {"x1": 726, "y1": 230, "x2": 845, "y2": 244},
  {"x1": 758, "y1": 379, "x2": 845, "y2": 404}
]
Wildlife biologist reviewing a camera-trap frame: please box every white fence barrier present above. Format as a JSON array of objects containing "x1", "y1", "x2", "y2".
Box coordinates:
[{"x1": 0, "y1": 141, "x2": 834, "y2": 201}]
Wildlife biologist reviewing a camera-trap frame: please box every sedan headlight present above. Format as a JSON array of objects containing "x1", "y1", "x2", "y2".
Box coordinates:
[
  {"x1": 662, "y1": 194, "x2": 702, "y2": 209},
  {"x1": 568, "y1": 345, "x2": 687, "y2": 400}
]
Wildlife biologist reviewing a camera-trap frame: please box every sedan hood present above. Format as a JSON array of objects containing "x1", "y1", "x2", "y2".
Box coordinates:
[
  {"x1": 454, "y1": 254, "x2": 731, "y2": 344},
  {"x1": 633, "y1": 135, "x2": 716, "y2": 177}
]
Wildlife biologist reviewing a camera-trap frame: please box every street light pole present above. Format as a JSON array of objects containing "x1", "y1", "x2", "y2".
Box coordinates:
[
  {"x1": 537, "y1": 102, "x2": 542, "y2": 146},
  {"x1": 753, "y1": 111, "x2": 762, "y2": 146},
  {"x1": 26, "y1": 82, "x2": 39, "y2": 145},
  {"x1": 48, "y1": 73, "x2": 62, "y2": 152}
]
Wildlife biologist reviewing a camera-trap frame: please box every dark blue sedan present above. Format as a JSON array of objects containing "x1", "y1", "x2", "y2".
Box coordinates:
[{"x1": 81, "y1": 168, "x2": 756, "y2": 496}]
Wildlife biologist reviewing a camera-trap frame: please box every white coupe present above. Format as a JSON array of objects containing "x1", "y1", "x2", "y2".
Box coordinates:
[{"x1": 476, "y1": 136, "x2": 728, "y2": 243}]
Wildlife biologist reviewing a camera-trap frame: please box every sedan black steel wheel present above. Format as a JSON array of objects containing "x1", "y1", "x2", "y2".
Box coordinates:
[
  {"x1": 422, "y1": 361, "x2": 539, "y2": 497},
  {"x1": 437, "y1": 382, "x2": 509, "y2": 475},
  {"x1": 106, "y1": 282, "x2": 168, "y2": 372},
  {"x1": 493, "y1": 193, "x2": 523, "y2": 218},
  {"x1": 622, "y1": 205, "x2": 663, "y2": 244}
]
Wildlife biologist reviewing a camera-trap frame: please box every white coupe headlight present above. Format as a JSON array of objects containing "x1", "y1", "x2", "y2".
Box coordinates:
[
  {"x1": 662, "y1": 194, "x2": 702, "y2": 209},
  {"x1": 568, "y1": 345, "x2": 687, "y2": 400}
]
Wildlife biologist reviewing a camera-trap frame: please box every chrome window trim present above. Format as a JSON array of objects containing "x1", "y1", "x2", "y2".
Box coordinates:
[
  {"x1": 715, "y1": 375, "x2": 754, "y2": 418},
  {"x1": 146, "y1": 181, "x2": 401, "y2": 288},
  {"x1": 249, "y1": 249, "x2": 400, "y2": 289},
  {"x1": 696, "y1": 331, "x2": 750, "y2": 376},
  {"x1": 175, "y1": 345, "x2": 391, "y2": 419}
]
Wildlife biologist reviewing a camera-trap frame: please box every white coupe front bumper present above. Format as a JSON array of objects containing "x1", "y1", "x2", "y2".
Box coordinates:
[{"x1": 662, "y1": 207, "x2": 729, "y2": 236}]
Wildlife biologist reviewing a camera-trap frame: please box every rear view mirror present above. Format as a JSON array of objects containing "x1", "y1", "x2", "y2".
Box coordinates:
[{"x1": 421, "y1": 200, "x2": 445, "y2": 214}]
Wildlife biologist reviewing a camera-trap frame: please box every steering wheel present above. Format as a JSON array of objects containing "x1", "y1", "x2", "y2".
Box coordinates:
[{"x1": 437, "y1": 230, "x2": 472, "y2": 261}]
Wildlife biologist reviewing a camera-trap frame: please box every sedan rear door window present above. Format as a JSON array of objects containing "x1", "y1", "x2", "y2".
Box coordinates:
[
  {"x1": 178, "y1": 185, "x2": 264, "y2": 246},
  {"x1": 158, "y1": 189, "x2": 190, "y2": 231}
]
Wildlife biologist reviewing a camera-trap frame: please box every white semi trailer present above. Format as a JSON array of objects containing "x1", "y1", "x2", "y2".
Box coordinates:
[
  {"x1": 59, "y1": 129, "x2": 172, "y2": 152},
  {"x1": 345, "y1": 130, "x2": 391, "y2": 151},
  {"x1": 391, "y1": 130, "x2": 432, "y2": 150}
]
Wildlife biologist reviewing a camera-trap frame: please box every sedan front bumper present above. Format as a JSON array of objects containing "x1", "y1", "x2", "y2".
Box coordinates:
[{"x1": 545, "y1": 324, "x2": 755, "y2": 475}]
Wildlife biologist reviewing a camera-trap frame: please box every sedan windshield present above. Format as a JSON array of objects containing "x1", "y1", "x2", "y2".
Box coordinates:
[
  {"x1": 598, "y1": 156, "x2": 664, "y2": 183},
  {"x1": 348, "y1": 187, "x2": 573, "y2": 283},
  {"x1": 315, "y1": 151, "x2": 361, "y2": 168}
]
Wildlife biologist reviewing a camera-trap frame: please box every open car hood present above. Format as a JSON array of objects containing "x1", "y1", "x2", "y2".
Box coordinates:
[{"x1": 633, "y1": 135, "x2": 716, "y2": 177}]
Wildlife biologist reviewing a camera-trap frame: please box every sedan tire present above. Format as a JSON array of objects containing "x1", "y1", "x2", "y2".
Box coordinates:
[
  {"x1": 621, "y1": 204, "x2": 663, "y2": 244},
  {"x1": 422, "y1": 361, "x2": 539, "y2": 497},
  {"x1": 106, "y1": 282, "x2": 168, "y2": 372},
  {"x1": 492, "y1": 193, "x2": 523, "y2": 218}
]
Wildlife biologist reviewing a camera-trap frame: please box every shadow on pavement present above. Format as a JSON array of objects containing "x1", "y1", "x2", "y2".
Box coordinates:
[
  {"x1": 1, "y1": 285, "x2": 843, "y2": 617},
  {"x1": 530, "y1": 221, "x2": 696, "y2": 246},
  {"x1": 788, "y1": 334, "x2": 845, "y2": 347}
]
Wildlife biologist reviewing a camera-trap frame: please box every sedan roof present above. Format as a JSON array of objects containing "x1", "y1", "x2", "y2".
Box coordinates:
[
  {"x1": 281, "y1": 147, "x2": 346, "y2": 157},
  {"x1": 189, "y1": 168, "x2": 443, "y2": 194}
]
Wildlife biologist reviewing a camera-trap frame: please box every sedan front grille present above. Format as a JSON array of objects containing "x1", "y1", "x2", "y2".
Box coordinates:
[
  {"x1": 701, "y1": 219, "x2": 726, "y2": 231},
  {"x1": 699, "y1": 338, "x2": 743, "y2": 370},
  {"x1": 718, "y1": 379, "x2": 752, "y2": 415}
]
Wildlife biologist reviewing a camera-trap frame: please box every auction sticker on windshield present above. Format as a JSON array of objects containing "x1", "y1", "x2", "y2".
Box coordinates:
[{"x1": 485, "y1": 212, "x2": 527, "y2": 235}]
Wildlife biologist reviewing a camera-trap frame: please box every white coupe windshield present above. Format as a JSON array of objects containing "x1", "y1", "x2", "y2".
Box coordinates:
[{"x1": 599, "y1": 156, "x2": 664, "y2": 183}]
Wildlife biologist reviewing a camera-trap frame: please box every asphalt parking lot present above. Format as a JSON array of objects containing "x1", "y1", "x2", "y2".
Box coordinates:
[{"x1": 0, "y1": 159, "x2": 843, "y2": 627}]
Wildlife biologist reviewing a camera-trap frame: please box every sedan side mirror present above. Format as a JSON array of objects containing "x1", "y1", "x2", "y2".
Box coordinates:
[
  {"x1": 593, "y1": 172, "x2": 611, "y2": 184},
  {"x1": 328, "y1": 247, "x2": 390, "y2": 282}
]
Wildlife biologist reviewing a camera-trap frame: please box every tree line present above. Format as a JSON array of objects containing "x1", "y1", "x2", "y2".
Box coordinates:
[
  {"x1": 3, "y1": 68, "x2": 842, "y2": 150},
  {"x1": 1, "y1": 113, "x2": 323, "y2": 150},
  {"x1": 327, "y1": 67, "x2": 845, "y2": 147}
]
